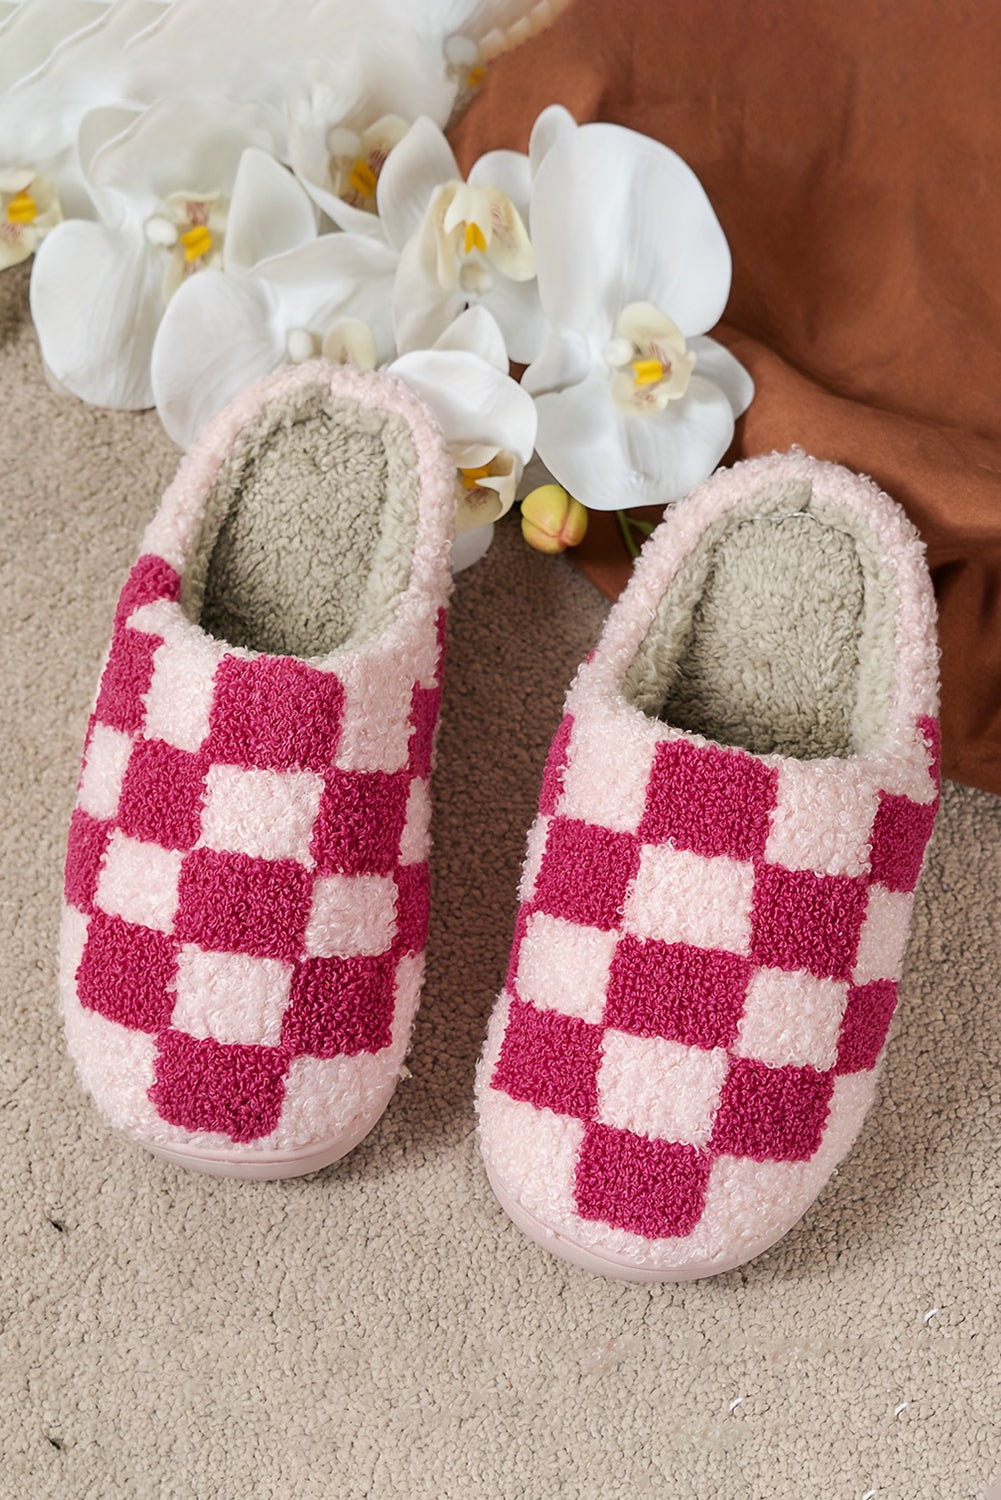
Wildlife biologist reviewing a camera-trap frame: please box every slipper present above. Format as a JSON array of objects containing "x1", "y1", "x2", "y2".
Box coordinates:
[
  {"x1": 476, "y1": 450, "x2": 940, "y2": 1279},
  {"x1": 60, "y1": 362, "x2": 455, "y2": 1178}
]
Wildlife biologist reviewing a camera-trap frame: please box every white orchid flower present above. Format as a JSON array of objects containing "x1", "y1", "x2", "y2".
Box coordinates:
[
  {"x1": 151, "y1": 155, "x2": 399, "y2": 450},
  {"x1": 287, "y1": 45, "x2": 453, "y2": 241},
  {"x1": 390, "y1": 116, "x2": 546, "y2": 364},
  {"x1": 389, "y1": 304, "x2": 538, "y2": 570},
  {"x1": 300, "y1": 1, "x2": 563, "y2": 137},
  {"x1": 290, "y1": 108, "x2": 413, "y2": 238},
  {"x1": 122, "y1": 0, "x2": 446, "y2": 154},
  {"x1": 0, "y1": 167, "x2": 61, "y2": 269},
  {"x1": 0, "y1": 0, "x2": 114, "y2": 94},
  {"x1": 284, "y1": 0, "x2": 488, "y2": 233},
  {"x1": 0, "y1": 0, "x2": 169, "y2": 230},
  {"x1": 119, "y1": 0, "x2": 319, "y2": 144},
  {"x1": 29, "y1": 99, "x2": 282, "y2": 408},
  {"x1": 523, "y1": 114, "x2": 754, "y2": 511}
]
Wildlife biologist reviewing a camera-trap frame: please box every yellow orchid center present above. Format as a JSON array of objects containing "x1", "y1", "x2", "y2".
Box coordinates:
[
  {"x1": 327, "y1": 117, "x2": 408, "y2": 215},
  {"x1": 460, "y1": 463, "x2": 493, "y2": 490},
  {"x1": 180, "y1": 224, "x2": 213, "y2": 262},
  {"x1": 451, "y1": 447, "x2": 521, "y2": 532},
  {"x1": 434, "y1": 182, "x2": 535, "y2": 297},
  {"x1": 0, "y1": 174, "x2": 61, "y2": 269},
  {"x1": 606, "y1": 302, "x2": 696, "y2": 414},
  {"x1": 632, "y1": 358, "x2": 665, "y2": 387},
  {"x1": 463, "y1": 221, "x2": 487, "y2": 256},
  {"x1": 348, "y1": 157, "x2": 378, "y2": 200},
  {"x1": 153, "y1": 193, "x2": 227, "y2": 301},
  {"x1": 444, "y1": 35, "x2": 486, "y2": 99},
  {"x1": 7, "y1": 191, "x2": 36, "y2": 226}
]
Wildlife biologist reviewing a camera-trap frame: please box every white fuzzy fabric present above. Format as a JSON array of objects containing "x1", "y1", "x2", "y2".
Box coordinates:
[
  {"x1": 60, "y1": 362, "x2": 456, "y2": 1168},
  {"x1": 477, "y1": 451, "x2": 941, "y2": 1278},
  {"x1": 5, "y1": 263, "x2": 996, "y2": 1497}
]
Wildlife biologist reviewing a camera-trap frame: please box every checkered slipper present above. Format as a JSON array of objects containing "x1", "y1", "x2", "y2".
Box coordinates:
[
  {"x1": 60, "y1": 362, "x2": 454, "y2": 1178},
  {"x1": 476, "y1": 450, "x2": 940, "y2": 1280}
]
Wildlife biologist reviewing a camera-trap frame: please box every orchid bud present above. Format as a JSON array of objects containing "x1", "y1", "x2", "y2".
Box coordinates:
[{"x1": 520, "y1": 484, "x2": 588, "y2": 554}]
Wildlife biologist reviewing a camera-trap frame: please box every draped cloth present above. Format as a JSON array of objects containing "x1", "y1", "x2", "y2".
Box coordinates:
[{"x1": 451, "y1": 0, "x2": 1001, "y2": 795}]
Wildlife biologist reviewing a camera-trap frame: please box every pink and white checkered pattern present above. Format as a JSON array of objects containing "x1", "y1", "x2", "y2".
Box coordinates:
[
  {"x1": 62, "y1": 554, "x2": 446, "y2": 1151},
  {"x1": 60, "y1": 363, "x2": 457, "y2": 1165},
  {"x1": 480, "y1": 710, "x2": 940, "y2": 1263},
  {"x1": 478, "y1": 450, "x2": 942, "y2": 1274}
]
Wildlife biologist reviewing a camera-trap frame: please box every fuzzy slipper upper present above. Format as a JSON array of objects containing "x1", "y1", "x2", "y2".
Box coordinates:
[
  {"x1": 60, "y1": 362, "x2": 455, "y2": 1177},
  {"x1": 477, "y1": 450, "x2": 940, "y2": 1279}
]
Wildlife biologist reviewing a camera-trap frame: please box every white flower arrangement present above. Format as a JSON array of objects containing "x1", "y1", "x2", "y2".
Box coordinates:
[{"x1": 1, "y1": 0, "x2": 752, "y2": 569}]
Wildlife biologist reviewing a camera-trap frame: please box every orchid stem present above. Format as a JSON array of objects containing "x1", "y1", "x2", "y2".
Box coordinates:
[
  {"x1": 616, "y1": 508, "x2": 641, "y2": 560},
  {"x1": 616, "y1": 509, "x2": 655, "y2": 559}
]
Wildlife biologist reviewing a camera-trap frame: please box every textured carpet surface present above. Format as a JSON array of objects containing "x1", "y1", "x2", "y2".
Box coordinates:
[{"x1": 1, "y1": 263, "x2": 998, "y2": 1500}]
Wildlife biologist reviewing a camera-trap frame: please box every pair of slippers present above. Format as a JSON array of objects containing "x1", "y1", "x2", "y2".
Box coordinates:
[{"x1": 60, "y1": 362, "x2": 939, "y2": 1281}]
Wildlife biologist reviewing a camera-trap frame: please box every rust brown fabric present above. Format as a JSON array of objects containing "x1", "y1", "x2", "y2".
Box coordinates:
[{"x1": 451, "y1": 0, "x2": 1001, "y2": 795}]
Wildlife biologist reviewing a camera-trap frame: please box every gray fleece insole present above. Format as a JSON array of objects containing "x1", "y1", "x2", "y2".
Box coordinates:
[
  {"x1": 200, "y1": 410, "x2": 390, "y2": 658},
  {"x1": 658, "y1": 515, "x2": 865, "y2": 759}
]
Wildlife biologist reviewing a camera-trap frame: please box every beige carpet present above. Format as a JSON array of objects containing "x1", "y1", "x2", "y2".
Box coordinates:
[{"x1": 1, "y1": 261, "x2": 998, "y2": 1500}]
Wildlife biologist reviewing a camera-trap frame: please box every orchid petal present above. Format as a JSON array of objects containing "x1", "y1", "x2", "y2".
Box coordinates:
[
  {"x1": 120, "y1": 0, "x2": 303, "y2": 136},
  {"x1": 86, "y1": 97, "x2": 278, "y2": 224},
  {"x1": 620, "y1": 373, "x2": 737, "y2": 499},
  {"x1": 689, "y1": 334, "x2": 755, "y2": 419},
  {"x1": 392, "y1": 227, "x2": 463, "y2": 354},
  {"x1": 0, "y1": 168, "x2": 39, "y2": 196},
  {"x1": 0, "y1": 0, "x2": 108, "y2": 92},
  {"x1": 449, "y1": 441, "x2": 502, "y2": 470},
  {"x1": 467, "y1": 184, "x2": 535, "y2": 281},
  {"x1": 320, "y1": 191, "x2": 388, "y2": 239},
  {"x1": 288, "y1": 13, "x2": 455, "y2": 129},
  {"x1": 258, "y1": 232, "x2": 398, "y2": 362},
  {"x1": 286, "y1": 91, "x2": 354, "y2": 213},
  {"x1": 76, "y1": 103, "x2": 140, "y2": 181},
  {"x1": 287, "y1": 90, "x2": 403, "y2": 239},
  {"x1": 454, "y1": 448, "x2": 520, "y2": 529},
  {"x1": 455, "y1": 483, "x2": 508, "y2": 531},
  {"x1": 530, "y1": 122, "x2": 732, "y2": 341},
  {"x1": 521, "y1": 325, "x2": 592, "y2": 396},
  {"x1": 0, "y1": 167, "x2": 62, "y2": 267},
  {"x1": 0, "y1": 225, "x2": 35, "y2": 271},
  {"x1": 451, "y1": 522, "x2": 494, "y2": 573},
  {"x1": 224, "y1": 148, "x2": 316, "y2": 275},
  {"x1": 377, "y1": 115, "x2": 458, "y2": 253},
  {"x1": 321, "y1": 317, "x2": 378, "y2": 370},
  {"x1": 531, "y1": 364, "x2": 736, "y2": 510},
  {"x1": 467, "y1": 148, "x2": 531, "y2": 218},
  {"x1": 389, "y1": 346, "x2": 537, "y2": 462},
  {"x1": 30, "y1": 217, "x2": 163, "y2": 407},
  {"x1": 528, "y1": 103, "x2": 576, "y2": 175},
  {"x1": 287, "y1": 123, "x2": 384, "y2": 238},
  {"x1": 431, "y1": 303, "x2": 508, "y2": 370},
  {"x1": 151, "y1": 269, "x2": 283, "y2": 449},
  {"x1": 0, "y1": 0, "x2": 161, "y2": 184},
  {"x1": 333, "y1": 27, "x2": 455, "y2": 124},
  {"x1": 478, "y1": 269, "x2": 546, "y2": 363}
]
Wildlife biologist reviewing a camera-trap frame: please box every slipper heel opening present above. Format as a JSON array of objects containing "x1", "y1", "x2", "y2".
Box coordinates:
[
  {"x1": 184, "y1": 382, "x2": 420, "y2": 658},
  {"x1": 624, "y1": 478, "x2": 897, "y2": 760}
]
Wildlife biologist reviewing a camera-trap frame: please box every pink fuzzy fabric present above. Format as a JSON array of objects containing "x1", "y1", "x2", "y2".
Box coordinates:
[
  {"x1": 60, "y1": 363, "x2": 455, "y2": 1166},
  {"x1": 477, "y1": 451, "x2": 940, "y2": 1277}
]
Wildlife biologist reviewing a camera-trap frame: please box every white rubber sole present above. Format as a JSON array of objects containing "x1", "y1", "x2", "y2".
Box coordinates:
[
  {"x1": 133, "y1": 1109, "x2": 380, "y2": 1180},
  {"x1": 485, "y1": 1163, "x2": 794, "y2": 1282}
]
